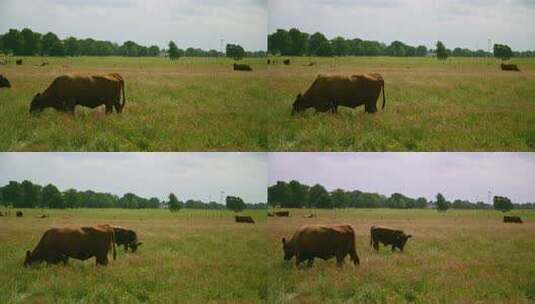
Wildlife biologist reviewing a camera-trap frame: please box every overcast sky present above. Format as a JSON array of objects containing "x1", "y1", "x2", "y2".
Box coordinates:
[
  {"x1": 269, "y1": 153, "x2": 535, "y2": 203},
  {"x1": 269, "y1": 0, "x2": 535, "y2": 51},
  {"x1": 0, "y1": 0, "x2": 267, "y2": 51},
  {"x1": 0, "y1": 153, "x2": 267, "y2": 203}
]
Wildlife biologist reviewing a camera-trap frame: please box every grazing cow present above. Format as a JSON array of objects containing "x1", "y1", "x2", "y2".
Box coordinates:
[
  {"x1": 267, "y1": 59, "x2": 271, "y2": 65},
  {"x1": 111, "y1": 226, "x2": 142, "y2": 252},
  {"x1": 16, "y1": 59, "x2": 23, "y2": 65},
  {"x1": 233, "y1": 63, "x2": 253, "y2": 71},
  {"x1": 303, "y1": 214, "x2": 316, "y2": 218},
  {"x1": 501, "y1": 64, "x2": 520, "y2": 72},
  {"x1": 307, "y1": 62, "x2": 316, "y2": 67},
  {"x1": 37, "y1": 214, "x2": 48, "y2": 219},
  {"x1": 16, "y1": 211, "x2": 23, "y2": 217},
  {"x1": 283, "y1": 59, "x2": 291, "y2": 65},
  {"x1": 0, "y1": 75, "x2": 11, "y2": 88},
  {"x1": 267, "y1": 212, "x2": 274, "y2": 217},
  {"x1": 24, "y1": 225, "x2": 116, "y2": 267},
  {"x1": 370, "y1": 225, "x2": 412, "y2": 252},
  {"x1": 282, "y1": 224, "x2": 359, "y2": 267},
  {"x1": 503, "y1": 216, "x2": 523, "y2": 223},
  {"x1": 29, "y1": 73, "x2": 126, "y2": 115},
  {"x1": 235, "y1": 215, "x2": 255, "y2": 224},
  {"x1": 0, "y1": 211, "x2": 3, "y2": 216},
  {"x1": 292, "y1": 73, "x2": 386, "y2": 115},
  {"x1": 275, "y1": 211, "x2": 290, "y2": 217}
]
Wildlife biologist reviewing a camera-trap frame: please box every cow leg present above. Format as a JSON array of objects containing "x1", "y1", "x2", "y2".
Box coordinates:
[
  {"x1": 96, "y1": 255, "x2": 109, "y2": 266},
  {"x1": 391, "y1": 245, "x2": 396, "y2": 253},
  {"x1": 365, "y1": 103, "x2": 377, "y2": 114},
  {"x1": 373, "y1": 240, "x2": 379, "y2": 251},
  {"x1": 350, "y1": 250, "x2": 360, "y2": 265},
  {"x1": 295, "y1": 256, "x2": 303, "y2": 267},
  {"x1": 336, "y1": 254, "x2": 345, "y2": 267},
  {"x1": 124, "y1": 244, "x2": 129, "y2": 252},
  {"x1": 105, "y1": 102, "x2": 113, "y2": 114}
]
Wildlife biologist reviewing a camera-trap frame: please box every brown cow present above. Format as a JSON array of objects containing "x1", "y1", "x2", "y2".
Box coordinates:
[
  {"x1": 16, "y1": 59, "x2": 23, "y2": 65},
  {"x1": 110, "y1": 225, "x2": 142, "y2": 252},
  {"x1": 29, "y1": 73, "x2": 126, "y2": 115},
  {"x1": 275, "y1": 211, "x2": 290, "y2": 217},
  {"x1": 370, "y1": 225, "x2": 412, "y2": 252},
  {"x1": 0, "y1": 211, "x2": 3, "y2": 216},
  {"x1": 503, "y1": 216, "x2": 523, "y2": 223},
  {"x1": 233, "y1": 63, "x2": 253, "y2": 72},
  {"x1": 0, "y1": 75, "x2": 11, "y2": 88},
  {"x1": 292, "y1": 73, "x2": 386, "y2": 115},
  {"x1": 283, "y1": 59, "x2": 291, "y2": 65},
  {"x1": 282, "y1": 224, "x2": 359, "y2": 267},
  {"x1": 16, "y1": 211, "x2": 23, "y2": 217},
  {"x1": 235, "y1": 215, "x2": 255, "y2": 223},
  {"x1": 24, "y1": 225, "x2": 116, "y2": 266},
  {"x1": 37, "y1": 214, "x2": 48, "y2": 219},
  {"x1": 501, "y1": 64, "x2": 520, "y2": 72},
  {"x1": 267, "y1": 212, "x2": 274, "y2": 217}
]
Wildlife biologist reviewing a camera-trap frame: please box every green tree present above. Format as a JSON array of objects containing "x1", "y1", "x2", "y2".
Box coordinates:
[
  {"x1": 309, "y1": 184, "x2": 332, "y2": 208},
  {"x1": 168, "y1": 192, "x2": 181, "y2": 211},
  {"x1": 226, "y1": 196, "x2": 246, "y2": 212},
  {"x1": 41, "y1": 32, "x2": 63, "y2": 56},
  {"x1": 330, "y1": 188, "x2": 350, "y2": 208},
  {"x1": 21, "y1": 28, "x2": 41, "y2": 55},
  {"x1": 288, "y1": 180, "x2": 309, "y2": 208},
  {"x1": 309, "y1": 32, "x2": 329, "y2": 56},
  {"x1": 63, "y1": 188, "x2": 79, "y2": 208},
  {"x1": 494, "y1": 44, "x2": 513, "y2": 61},
  {"x1": 64, "y1": 37, "x2": 80, "y2": 56},
  {"x1": 2, "y1": 29, "x2": 24, "y2": 54},
  {"x1": 331, "y1": 37, "x2": 349, "y2": 56},
  {"x1": 168, "y1": 41, "x2": 180, "y2": 60},
  {"x1": 20, "y1": 180, "x2": 40, "y2": 208},
  {"x1": 436, "y1": 41, "x2": 448, "y2": 60},
  {"x1": 226, "y1": 44, "x2": 245, "y2": 60},
  {"x1": 42, "y1": 184, "x2": 64, "y2": 209},
  {"x1": 268, "y1": 29, "x2": 290, "y2": 55},
  {"x1": 436, "y1": 193, "x2": 450, "y2": 212},
  {"x1": 288, "y1": 28, "x2": 309, "y2": 56},
  {"x1": 493, "y1": 195, "x2": 513, "y2": 212},
  {"x1": 3, "y1": 181, "x2": 22, "y2": 207},
  {"x1": 267, "y1": 181, "x2": 292, "y2": 207}
]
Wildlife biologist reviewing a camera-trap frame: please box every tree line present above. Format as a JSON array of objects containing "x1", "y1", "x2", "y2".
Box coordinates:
[
  {"x1": 268, "y1": 28, "x2": 535, "y2": 58},
  {"x1": 0, "y1": 180, "x2": 265, "y2": 210},
  {"x1": 0, "y1": 28, "x2": 265, "y2": 58},
  {"x1": 268, "y1": 180, "x2": 535, "y2": 210}
]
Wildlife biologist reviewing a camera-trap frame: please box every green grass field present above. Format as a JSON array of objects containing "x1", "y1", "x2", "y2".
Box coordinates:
[
  {"x1": 0, "y1": 56, "x2": 270, "y2": 151},
  {"x1": 266, "y1": 57, "x2": 535, "y2": 151},
  {"x1": 1, "y1": 208, "x2": 534, "y2": 303},
  {"x1": 1, "y1": 56, "x2": 534, "y2": 151}
]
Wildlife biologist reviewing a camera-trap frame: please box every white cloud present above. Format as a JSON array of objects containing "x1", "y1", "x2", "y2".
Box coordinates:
[
  {"x1": 0, "y1": 153, "x2": 268, "y2": 203},
  {"x1": 268, "y1": 0, "x2": 535, "y2": 51},
  {"x1": 268, "y1": 153, "x2": 535, "y2": 203},
  {"x1": 0, "y1": 0, "x2": 268, "y2": 50}
]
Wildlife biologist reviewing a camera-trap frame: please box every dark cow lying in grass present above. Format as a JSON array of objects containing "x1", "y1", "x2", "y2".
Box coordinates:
[
  {"x1": 0, "y1": 75, "x2": 11, "y2": 88},
  {"x1": 16, "y1": 59, "x2": 23, "y2": 65},
  {"x1": 16, "y1": 211, "x2": 23, "y2": 217},
  {"x1": 235, "y1": 215, "x2": 255, "y2": 223},
  {"x1": 292, "y1": 73, "x2": 386, "y2": 115},
  {"x1": 233, "y1": 63, "x2": 253, "y2": 71},
  {"x1": 24, "y1": 225, "x2": 116, "y2": 266},
  {"x1": 501, "y1": 64, "x2": 520, "y2": 71},
  {"x1": 370, "y1": 225, "x2": 412, "y2": 252},
  {"x1": 503, "y1": 216, "x2": 523, "y2": 223},
  {"x1": 282, "y1": 224, "x2": 360, "y2": 267},
  {"x1": 283, "y1": 59, "x2": 291, "y2": 65},
  {"x1": 275, "y1": 211, "x2": 290, "y2": 217},
  {"x1": 111, "y1": 225, "x2": 142, "y2": 252},
  {"x1": 30, "y1": 73, "x2": 126, "y2": 115}
]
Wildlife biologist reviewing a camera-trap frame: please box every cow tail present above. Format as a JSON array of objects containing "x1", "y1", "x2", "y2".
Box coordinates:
[
  {"x1": 381, "y1": 78, "x2": 386, "y2": 110},
  {"x1": 120, "y1": 76, "x2": 126, "y2": 112},
  {"x1": 111, "y1": 229, "x2": 117, "y2": 260}
]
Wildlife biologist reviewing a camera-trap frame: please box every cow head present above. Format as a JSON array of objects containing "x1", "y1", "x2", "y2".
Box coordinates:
[
  {"x1": 0, "y1": 76, "x2": 11, "y2": 88},
  {"x1": 24, "y1": 250, "x2": 34, "y2": 267},
  {"x1": 397, "y1": 233, "x2": 412, "y2": 250},
  {"x1": 291, "y1": 94, "x2": 305, "y2": 115},
  {"x1": 129, "y1": 241, "x2": 143, "y2": 253},
  {"x1": 29, "y1": 93, "x2": 45, "y2": 114},
  {"x1": 281, "y1": 238, "x2": 294, "y2": 261}
]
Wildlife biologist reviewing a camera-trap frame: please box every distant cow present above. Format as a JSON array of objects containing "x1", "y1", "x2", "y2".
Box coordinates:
[
  {"x1": 235, "y1": 215, "x2": 255, "y2": 223},
  {"x1": 16, "y1": 211, "x2": 23, "y2": 217},
  {"x1": 267, "y1": 212, "x2": 274, "y2": 217},
  {"x1": 503, "y1": 216, "x2": 523, "y2": 223},
  {"x1": 0, "y1": 75, "x2": 11, "y2": 88},
  {"x1": 30, "y1": 73, "x2": 126, "y2": 115},
  {"x1": 303, "y1": 214, "x2": 316, "y2": 218},
  {"x1": 283, "y1": 59, "x2": 291, "y2": 65},
  {"x1": 37, "y1": 214, "x2": 48, "y2": 219},
  {"x1": 16, "y1": 59, "x2": 23, "y2": 65},
  {"x1": 370, "y1": 226, "x2": 412, "y2": 252},
  {"x1": 0, "y1": 211, "x2": 3, "y2": 216},
  {"x1": 267, "y1": 59, "x2": 271, "y2": 64},
  {"x1": 111, "y1": 226, "x2": 142, "y2": 252},
  {"x1": 501, "y1": 64, "x2": 520, "y2": 71},
  {"x1": 275, "y1": 211, "x2": 290, "y2": 217},
  {"x1": 233, "y1": 63, "x2": 253, "y2": 71},
  {"x1": 307, "y1": 62, "x2": 316, "y2": 67},
  {"x1": 25, "y1": 225, "x2": 116, "y2": 266},
  {"x1": 292, "y1": 73, "x2": 386, "y2": 115},
  {"x1": 282, "y1": 224, "x2": 359, "y2": 267}
]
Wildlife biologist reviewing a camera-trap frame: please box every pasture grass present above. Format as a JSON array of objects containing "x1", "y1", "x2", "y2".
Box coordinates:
[
  {"x1": 1, "y1": 208, "x2": 534, "y2": 303},
  {"x1": 0, "y1": 56, "x2": 270, "y2": 151},
  {"x1": 266, "y1": 56, "x2": 535, "y2": 151}
]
